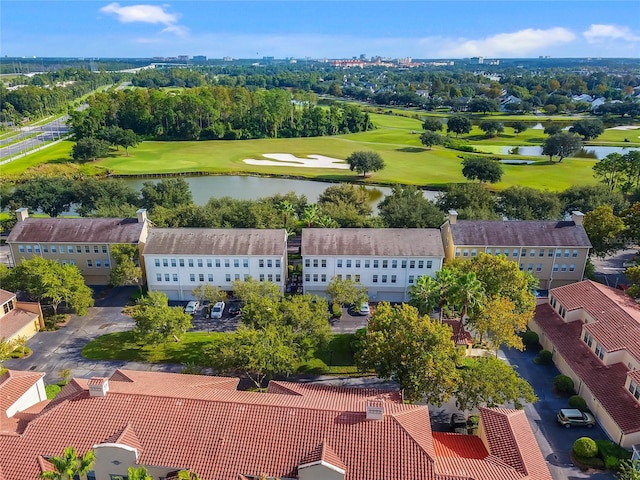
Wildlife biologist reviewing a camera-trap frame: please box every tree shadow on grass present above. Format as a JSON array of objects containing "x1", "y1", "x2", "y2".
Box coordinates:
[{"x1": 396, "y1": 147, "x2": 427, "y2": 153}]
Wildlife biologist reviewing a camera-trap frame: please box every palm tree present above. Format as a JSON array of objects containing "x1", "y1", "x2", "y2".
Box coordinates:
[
  {"x1": 277, "y1": 200, "x2": 296, "y2": 228},
  {"x1": 454, "y1": 272, "x2": 485, "y2": 322},
  {"x1": 302, "y1": 203, "x2": 320, "y2": 227},
  {"x1": 408, "y1": 275, "x2": 440, "y2": 316},
  {"x1": 433, "y1": 268, "x2": 459, "y2": 323},
  {"x1": 40, "y1": 447, "x2": 95, "y2": 480},
  {"x1": 124, "y1": 467, "x2": 153, "y2": 480}
]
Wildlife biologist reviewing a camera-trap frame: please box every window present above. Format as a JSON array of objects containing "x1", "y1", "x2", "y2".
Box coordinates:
[
  {"x1": 215, "y1": 259, "x2": 221, "y2": 267},
  {"x1": 569, "y1": 264, "x2": 575, "y2": 272},
  {"x1": 513, "y1": 249, "x2": 519, "y2": 257},
  {"x1": 267, "y1": 259, "x2": 272, "y2": 268},
  {"x1": 536, "y1": 263, "x2": 542, "y2": 272},
  {"x1": 305, "y1": 274, "x2": 310, "y2": 282},
  {"x1": 337, "y1": 259, "x2": 343, "y2": 268},
  {"x1": 235, "y1": 274, "x2": 240, "y2": 280},
  {"x1": 258, "y1": 274, "x2": 264, "y2": 282},
  {"x1": 312, "y1": 259, "x2": 319, "y2": 268},
  {"x1": 104, "y1": 260, "x2": 110, "y2": 268},
  {"x1": 224, "y1": 259, "x2": 230, "y2": 268},
  {"x1": 27, "y1": 245, "x2": 32, "y2": 253},
  {"x1": 495, "y1": 248, "x2": 501, "y2": 255},
  {"x1": 572, "y1": 249, "x2": 578, "y2": 257},
  {"x1": 519, "y1": 264, "x2": 524, "y2": 270},
  {"x1": 156, "y1": 273, "x2": 162, "y2": 282},
  {"x1": 165, "y1": 274, "x2": 170, "y2": 282},
  {"x1": 171, "y1": 259, "x2": 177, "y2": 267},
  {"x1": 553, "y1": 263, "x2": 559, "y2": 272},
  {"x1": 561, "y1": 264, "x2": 567, "y2": 272},
  {"x1": 583, "y1": 331, "x2": 593, "y2": 348},
  {"x1": 87, "y1": 260, "x2": 93, "y2": 267},
  {"x1": 410, "y1": 260, "x2": 416, "y2": 269},
  {"x1": 69, "y1": 260, "x2": 76, "y2": 265},
  {"x1": 275, "y1": 259, "x2": 281, "y2": 268},
  {"x1": 382, "y1": 260, "x2": 387, "y2": 268},
  {"x1": 418, "y1": 260, "x2": 424, "y2": 268},
  {"x1": 173, "y1": 274, "x2": 179, "y2": 282},
  {"x1": 391, "y1": 275, "x2": 397, "y2": 283},
  {"x1": 85, "y1": 246, "x2": 90, "y2": 253},
  {"x1": 163, "y1": 259, "x2": 169, "y2": 267},
  {"x1": 321, "y1": 274, "x2": 326, "y2": 282},
  {"x1": 336, "y1": 274, "x2": 342, "y2": 280},
  {"x1": 530, "y1": 249, "x2": 535, "y2": 257},
  {"x1": 355, "y1": 260, "x2": 360, "y2": 268},
  {"x1": 521, "y1": 249, "x2": 526, "y2": 256},
  {"x1": 244, "y1": 274, "x2": 249, "y2": 281},
  {"x1": 347, "y1": 259, "x2": 352, "y2": 268},
  {"x1": 207, "y1": 259, "x2": 212, "y2": 267},
  {"x1": 382, "y1": 275, "x2": 387, "y2": 283},
  {"x1": 226, "y1": 274, "x2": 232, "y2": 282},
  {"x1": 61, "y1": 246, "x2": 68, "y2": 253},
  {"x1": 94, "y1": 246, "x2": 99, "y2": 254},
  {"x1": 312, "y1": 274, "x2": 317, "y2": 282},
  {"x1": 102, "y1": 246, "x2": 107, "y2": 254},
  {"x1": 322, "y1": 259, "x2": 327, "y2": 268},
  {"x1": 346, "y1": 274, "x2": 352, "y2": 281},
  {"x1": 154, "y1": 259, "x2": 160, "y2": 267},
  {"x1": 305, "y1": 259, "x2": 310, "y2": 267},
  {"x1": 487, "y1": 248, "x2": 493, "y2": 255},
  {"x1": 355, "y1": 274, "x2": 360, "y2": 282},
  {"x1": 564, "y1": 249, "x2": 570, "y2": 257},
  {"x1": 276, "y1": 274, "x2": 281, "y2": 282},
  {"x1": 208, "y1": 274, "x2": 214, "y2": 282},
  {"x1": 198, "y1": 259, "x2": 203, "y2": 267},
  {"x1": 548, "y1": 249, "x2": 554, "y2": 257},
  {"x1": 76, "y1": 246, "x2": 82, "y2": 253},
  {"x1": 471, "y1": 249, "x2": 477, "y2": 257},
  {"x1": 427, "y1": 260, "x2": 433, "y2": 269},
  {"x1": 110, "y1": 475, "x2": 126, "y2": 480},
  {"x1": 629, "y1": 380, "x2": 640, "y2": 401},
  {"x1": 455, "y1": 248, "x2": 461, "y2": 257},
  {"x1": 401, "y1": 260, "x2": 407, "y2": 268},
  {"x1": 556, "y1": 249, "x2": 561, "y2": 257},
  {"x1": 188, "y1": 259, "x2": 194, "y2": 267},
  {"x1": 199, "y1": 273, "x2": 204, "y2": 282},
  {"x1": 595, "y1": 343, "x2": 606, "y2": 361},
  {"x1": 234, "y1": 259, "x2": 240, "y2": 268},
  {"x1": 42, "y1": 245, "x2": 48, "y2": 253},
  {"x1": 391, "y1": 260, "x2": 397, "y2": 268},
  {"x1": 463, "y1": 249, "x2": 469, "y2": 257},
  {"x1": 373, "y1": 260, "x2": 379, "y2": 268},
  {"x1": 527, "y1": 263, "x2": 533, "y2": 271},
  {"x1": 372, "y1": 275, "x2": 378, "y2": 283},
  {"x1": 96, "y1": 260, "x2": 102, "y2": 268},
  {"x1": 179, "y1": 259, "x2": 185, "y2": 267},
  {"x1": 408, "y1": 275, "x2": 415, "y2": 284},
  {"x1": 539, "y1": 249, "x2": 544, "y2": 257},
  {"x1": 244, "y1": 259, "x2": 249, "y2": 267},
  {"x1": 259, "y1": 259, "x2": 265, "y2": 268},
  {"x1": 365, "y1": 260, "x2": 370, "y2": 268},
  {"x1": 190, "y1": 274, "x2": 195, "y2": 282},
  {"x1": 51, "y1": 245, "x2": 57, "y2": 253}
]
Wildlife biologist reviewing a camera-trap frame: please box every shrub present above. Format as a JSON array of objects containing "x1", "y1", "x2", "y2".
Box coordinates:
[
  {"x1": 331, "y1": 303, "x2": 343, "y2": 318},
  {"x1": 595, "y1": 439, "x2": 632, "y2": 471},
  {"x1": 45, "y1": 384, "x2": 61, "y2": 400},
  {"x1": 536, "y1": 350, "x2": 553, "y2": 364},
  {"x1": 568, "y1": 395, "x2": 588, "y2": 411},
  {"x1": 298, "y1": 358, "x2": 328, "y2": 374},
  {"x1": 350, "y1": 327, "x2": 367, "y2": 355},
  {"x1": 554, "y1": 374, "x2": 575, "y2": 394},
  {"x1": 522, "y1": 330, "x2": 540, "y2": 350},
  {"x1": 573, "y1": 437, "x2": 598, "y2": 458}
]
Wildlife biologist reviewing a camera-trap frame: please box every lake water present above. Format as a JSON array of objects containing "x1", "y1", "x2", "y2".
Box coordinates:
[
  {"x1": 120, "y1": 175, "x2": 440, "y2": 209},
  {"x1": 490, "y1": 145, "x2": 639, "y2": 159}
]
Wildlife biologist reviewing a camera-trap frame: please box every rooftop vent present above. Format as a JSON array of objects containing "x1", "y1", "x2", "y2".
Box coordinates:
[
  {"x1": 88, "y1": 377, "x2": 109, "y2": 397},
  {"x1": 366, "y1": 399, "x2": 384, "y2": 421}
]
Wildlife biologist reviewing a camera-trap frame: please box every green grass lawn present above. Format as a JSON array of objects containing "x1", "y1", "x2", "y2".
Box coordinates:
[
  {"x1": 4, "y1": 112, "x2": 635, "y2": 191},
  {"x1": 81, "y1": 330, "x2": 359, "y2": 375}
]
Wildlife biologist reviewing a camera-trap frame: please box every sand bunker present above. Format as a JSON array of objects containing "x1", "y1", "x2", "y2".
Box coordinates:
[
  {"x1": 608, "y1": 126, "x2": 640, "y2": 130},
  {"x1": 243, "y1": 153, "x2": 350, "y2": 169}
]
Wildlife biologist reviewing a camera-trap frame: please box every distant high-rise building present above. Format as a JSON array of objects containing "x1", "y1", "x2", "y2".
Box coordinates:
[
  {"x1": 192, "y1": 55, "x2": 207, "y2": 63},
  {"x1": 177, "y1": 55, "x2": 189, "y2": 62}
]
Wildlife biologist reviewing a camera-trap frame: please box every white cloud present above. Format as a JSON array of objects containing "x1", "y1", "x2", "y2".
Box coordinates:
[
  {"x1": 437, "y1": 27, "x2": 576, "y2": 57},
  {"x1": 583, "y1": 24, "x2": 640, "y2": 43},
  {"x1": 100, "y1": 3, "x2": 188, "y2": 36}
]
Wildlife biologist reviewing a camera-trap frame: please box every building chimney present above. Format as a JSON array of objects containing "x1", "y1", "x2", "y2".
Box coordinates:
[
  {"x1": 365, "y1": 399, "x2": 384, "y2": 421},
  {"x1": 88, "y1": 377, "x2": 109, "y2": 397},
  {"x1": 571, "y1": 211, "x2": 584, "y2": 226},
  {"x1": 448, "y1": 210, "x2": 458, "y2": 225},
  {"x1": 15, "y1": 208, "x2": 29, "y2": 222},
  {"x1": 136, "y1": 209, "x2": 147, "y2": 224}
]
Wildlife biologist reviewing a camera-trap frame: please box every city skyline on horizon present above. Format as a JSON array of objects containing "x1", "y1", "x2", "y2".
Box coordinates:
[{"x1": 2, "y1": 1, "x2": 639, "y2": 60}]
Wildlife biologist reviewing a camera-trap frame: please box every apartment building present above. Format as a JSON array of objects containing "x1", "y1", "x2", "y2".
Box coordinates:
[
  {"x1": 7, "y1": 208, "x2": 149, "y2": 285},
  {"x1": 0, "y1": 368, "x2": 552, "y2": 480},
  {"x1": 143, "y1": 228, "x2": 288, "y2": 301},
  {"x1": 301, "y1": 228, "x2": 444, "y2": 302},
  {"x1": 441, "y1": 211, "x2": 592, "y2": 289},
  {"x1": 0, "y1": 289, "x2": 43, "y2": 343},
  {"x1": 529, "y1": 280, "x2": 640, "y2": 448}
]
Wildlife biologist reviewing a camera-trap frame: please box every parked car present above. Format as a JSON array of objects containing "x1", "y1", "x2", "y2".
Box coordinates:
[
  {"x1": 450, "y1": 412, "x2": 468, "y2": 434},
  {"x1": 210, "y1": 301, "x2": 225, "y2": 319},
  {"x1": 556, "y1": 408, "x2": 595, "y2": 428},
  {"x1": 228, "y1": 301, "x2": 243, "y2": 316},
  {"x1": 359, "y1": 302, "x2": 370, "y2": 316},
  {"x1": 184, "y1": 301, "x2": 199, "y2": 315}
]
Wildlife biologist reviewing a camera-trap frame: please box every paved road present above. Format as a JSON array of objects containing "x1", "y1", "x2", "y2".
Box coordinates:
[
  {"x1": 503, "y1": 348, "x2": 616, "y2": 480},
  {"x1": 591, "y1": 247, "x2": 638, "y2": 289},
  {"x1": 0, "y1": 117, "x2": 69, "y2": 160}
]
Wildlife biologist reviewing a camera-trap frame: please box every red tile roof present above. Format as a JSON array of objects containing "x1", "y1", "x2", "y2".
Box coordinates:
[
  {"x1": 550, "y1": 280, "x2": 640, "y2": 360},
  {"x1": 0, "y1": 307, "x2": 39, "y2": 340},
  {"x1": 0, "y1": 370, "x2": 44, "y2": 428},
  {"x1": 0, "y1": 370, "x2": 551, "y2": 480},
  {"x1": 534, "y1": 303, "x2": 640, "y2": 434},
  {"x1": 0, "y1": 290, "x2": 15, "y2": 306}
]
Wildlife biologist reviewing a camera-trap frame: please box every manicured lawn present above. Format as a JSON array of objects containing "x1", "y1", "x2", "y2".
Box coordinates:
[{"x1": 81, "y1": 330, "x2": 359, "y2": 375}]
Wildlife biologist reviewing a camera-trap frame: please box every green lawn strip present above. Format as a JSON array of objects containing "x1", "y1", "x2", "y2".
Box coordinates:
[{"x1": 82, "y1": 330, "x2": 359, "y2": 375}]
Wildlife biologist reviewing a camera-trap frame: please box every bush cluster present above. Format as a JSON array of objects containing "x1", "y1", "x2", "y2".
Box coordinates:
[
  {"x1": 522, "y1": 330, "x2": 540, "y2": 350},
  {"x1": 536, "y1": 350, "x2": 553, "y2": 364},
  {"x1": 554, "y1": 374, "x2": 575, "y2": 394},
  {"x1": 568, "y1": 395, "x2": 588, "y2": 411},
  {"x1": 573, "y1": 437, "x2": 598, "y2": 458}
]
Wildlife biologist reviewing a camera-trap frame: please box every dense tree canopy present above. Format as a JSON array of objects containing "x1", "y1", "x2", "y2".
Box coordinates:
[
  {"x1": 583, "y1": 205, "x2": 627, "y2": 257},
  {"x1": 570, "y1": 119, "x2": 605, "y2": 140},
  {"x1": 378, "y1": 185, "x2": 444, "y2": 228},
  {"x1": 346, "y1": 151, "x2": 385, "y2": 177},
  {"x1": 461, "y1": 157, "x2": 504, "y2": 183},
  {"x1": 542, "y1": 132, "x2": 583, "y2": 162},
  {"x1": 132, "y1": 291, "x2": 192, "y2": 343},
  {"x1": 447, "y1": 116, "x2": 473, "y2": 136}
]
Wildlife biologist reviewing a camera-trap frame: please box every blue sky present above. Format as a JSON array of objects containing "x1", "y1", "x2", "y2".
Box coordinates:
[{"x1": 2, "y1": 1, "x2": 639, "y2": 59}]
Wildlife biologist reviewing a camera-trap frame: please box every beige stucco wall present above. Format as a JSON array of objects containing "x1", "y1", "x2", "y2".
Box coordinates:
[
  {"x1": 6, "y1": 378, "x2": 46, "y2": 417},
  {"x1": 92, "y1": 444, "x2": 138, "y2": 480},
  {"x1": 7, "y1": 319, "x2": 40, "y2": 343}
]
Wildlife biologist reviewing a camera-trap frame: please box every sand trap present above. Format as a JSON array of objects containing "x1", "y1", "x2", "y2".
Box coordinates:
[
  {"x1": 608, "y1": 126, "x2": 640, "y2": 130},
  {"x1": 243, "y1": 153, "x2": 350, "y2": 169}
]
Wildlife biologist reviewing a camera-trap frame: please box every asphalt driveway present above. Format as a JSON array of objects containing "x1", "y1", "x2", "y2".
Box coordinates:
[{"x1": 503, "y1": 347, "x2": 616, "y2": 480}]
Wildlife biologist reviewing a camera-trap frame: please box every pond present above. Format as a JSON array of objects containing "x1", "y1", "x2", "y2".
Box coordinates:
[
  {"x1": 120, "y1": 175, "x2": 440, "y2": 209},
  {"x1": 476, "y1": 145, "x2": 640, "y2": 159}
]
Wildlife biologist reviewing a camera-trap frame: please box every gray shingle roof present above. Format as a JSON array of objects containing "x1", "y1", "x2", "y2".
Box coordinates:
[
  {"x1": 449, "y1": 221, "x2": 592, "y2": 247},
  {"x1": 7, "y1": 218, "x2": 145, "y2": 244},
  {"x1": 143, "y1": 228, "x2": 287, "y2": 256},
  {"x1": 301, "y1": 228, "x2": 445, "y2": 257}
]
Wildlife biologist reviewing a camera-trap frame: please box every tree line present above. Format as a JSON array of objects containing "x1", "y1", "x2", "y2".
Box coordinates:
[{"x1": 68, "y1": 87, "x2": 373, "y2": 141}]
